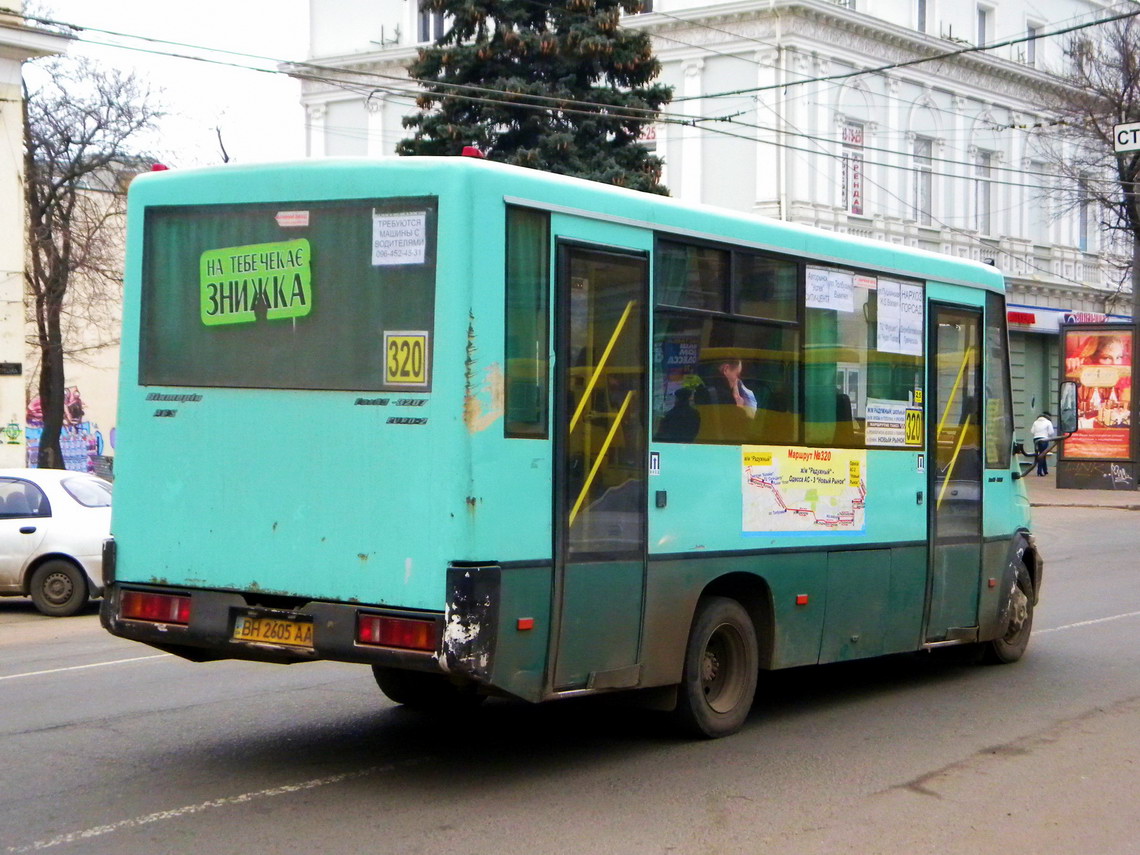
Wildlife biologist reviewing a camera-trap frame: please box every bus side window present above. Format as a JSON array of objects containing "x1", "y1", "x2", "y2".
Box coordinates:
[{"x1": 505, "y1": 206, "x2": 550, "y2": 438}]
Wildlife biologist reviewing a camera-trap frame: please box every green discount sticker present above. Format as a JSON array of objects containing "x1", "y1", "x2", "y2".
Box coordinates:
[{"x1": 200, "y1": 239, "x2": 312, "y2": 326}]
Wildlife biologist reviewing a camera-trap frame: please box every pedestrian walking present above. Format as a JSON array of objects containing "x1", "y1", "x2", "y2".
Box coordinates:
[{"x1": 1031, "y1": 411, "x2": 1056, "y2": 476}]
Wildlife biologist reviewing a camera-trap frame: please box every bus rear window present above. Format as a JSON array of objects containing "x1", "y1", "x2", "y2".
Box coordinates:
[{"x1": 139, "y1": 197, "x2": 438, "y2": 391}]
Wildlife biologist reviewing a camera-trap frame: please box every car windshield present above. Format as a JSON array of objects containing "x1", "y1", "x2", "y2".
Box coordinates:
[{"x1": 63, "y1": 476, "x2": 112, "y2": 508}]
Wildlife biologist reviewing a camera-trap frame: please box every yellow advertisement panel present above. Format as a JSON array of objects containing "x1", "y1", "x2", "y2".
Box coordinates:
[{"x1": 742, "y1": 445, "x2": 867, "y2": 534}]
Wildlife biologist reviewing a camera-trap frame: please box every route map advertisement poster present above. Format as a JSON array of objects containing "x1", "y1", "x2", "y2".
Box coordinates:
[
  {"x1": 742, "y1": 445, "x2": 867, "y2": 534},
  {"x1": 1062, "y1": 327, "x2": 1133, "y2": 460}
]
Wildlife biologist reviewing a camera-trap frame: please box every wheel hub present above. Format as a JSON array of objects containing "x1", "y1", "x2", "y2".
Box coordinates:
[
  {"x1": 42, "y1": 571, "x2": 74, "y2": 605},
  {"x1": 701, "y1": 649, "x2": 721, "y2": 688}
]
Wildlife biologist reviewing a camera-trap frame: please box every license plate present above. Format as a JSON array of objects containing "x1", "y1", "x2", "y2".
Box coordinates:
[{"x1": 233, "y1": 614, "x2": 314, "y2": 649}]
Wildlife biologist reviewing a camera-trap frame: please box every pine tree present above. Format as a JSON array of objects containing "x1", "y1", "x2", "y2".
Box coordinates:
[{"x1": 397, "y1": 0, "x2": 672, "y2": 195}]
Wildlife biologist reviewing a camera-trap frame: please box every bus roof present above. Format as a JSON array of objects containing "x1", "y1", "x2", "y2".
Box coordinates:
[{"x1": 129, "y1": 156, "x2": 1006, "y2": 294}]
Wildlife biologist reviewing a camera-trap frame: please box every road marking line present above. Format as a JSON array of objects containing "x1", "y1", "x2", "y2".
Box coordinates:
[
  {"x1": 1038, "y1": 610, "x2": 1140, "y2": 634},
  {"x1": 0, "y1": 654, "x2": 168, "y2": 682},
  {"x1": 5, "y1": 763, "x2": 410, "y2": 853}
]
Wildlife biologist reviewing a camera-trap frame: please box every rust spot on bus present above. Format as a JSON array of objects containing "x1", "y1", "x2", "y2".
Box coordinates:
[{"x1": 463, "y1": 313, "x2": 505, "y2": 432}]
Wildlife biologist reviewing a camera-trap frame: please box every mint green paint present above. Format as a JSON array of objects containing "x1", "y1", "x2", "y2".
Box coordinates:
[
  {"x1": 883, "y1": 545, "x2": 927, "y2": 652},
  {"x1": 554, "y1": 560, "x2": 643, "y2": 689},
  {"x1": 490, "y1": 566, "x2": 552, "y2": 701},
  {"x1": 114, "y1": 158, "x2": 1029, "y2": 685},
  {"x1": 928, "y1": 542, "x2": 982, "y2": 639},
  {"x1": 821, "y1": 549, "x2": 892, "y2": 661},
  {"x1": 649, "y1": 446, "x2": 925, "y2": 552}
]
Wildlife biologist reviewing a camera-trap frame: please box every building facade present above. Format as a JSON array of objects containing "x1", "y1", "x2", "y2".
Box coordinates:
[
  {"x1": 298, "y1": 0, "x2": 1129, "y2": 446},
  {"x1": 0, "y1": 5, "x2": 69, "y2": 468}
]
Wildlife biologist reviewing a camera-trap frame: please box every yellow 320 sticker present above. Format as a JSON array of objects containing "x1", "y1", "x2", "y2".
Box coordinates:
[
  {"x1": 384, "y1": 331, "x2": 429, "y2": 387},
  {"x1": 904, "y1": 408, "x2": 924, "y2": 446}
]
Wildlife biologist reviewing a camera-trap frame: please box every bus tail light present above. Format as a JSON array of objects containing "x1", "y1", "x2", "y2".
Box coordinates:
[
  {"x1": 357, "y1": 614, "x2": 439, "y2": 652},
  {"x1": 121, "y1": 590, "x2": 191, "y2": 625}
]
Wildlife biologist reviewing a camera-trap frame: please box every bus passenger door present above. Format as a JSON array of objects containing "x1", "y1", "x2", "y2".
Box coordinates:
[
  {"x1": 926, "y1": 304, "x2": 984, "y2": 643},
  {"x1": 551, "y1": 243, "x2": 648, "y2": 691}
]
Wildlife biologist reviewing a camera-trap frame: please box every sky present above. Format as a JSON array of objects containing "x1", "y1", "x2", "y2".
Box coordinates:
[{"x1": 27, "y1": 0, "x2": 310, "y2": 166}]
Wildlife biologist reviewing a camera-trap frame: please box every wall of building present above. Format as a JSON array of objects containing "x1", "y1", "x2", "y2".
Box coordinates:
[{"x1": 0, "y1": 4, "x2": 69, "y2": 468}]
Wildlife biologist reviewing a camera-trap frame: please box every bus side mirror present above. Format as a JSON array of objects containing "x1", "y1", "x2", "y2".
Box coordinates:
[{"x1": 1058, "y1": 380, "x2": 1078, "y2": 435}]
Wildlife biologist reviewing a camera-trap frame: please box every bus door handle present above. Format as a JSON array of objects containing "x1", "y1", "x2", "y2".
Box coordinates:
[
  {"x1": 916, "y1": 491, "x2": 923, "y2": 506},
  {"x1": 19, "y1": 526, "x2": 36, "y2": 534}
]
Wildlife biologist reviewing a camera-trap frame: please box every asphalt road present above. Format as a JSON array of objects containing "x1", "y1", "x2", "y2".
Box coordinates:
[{"x1": 3, "y1": 505, "x2": 1139, "y2": 855}]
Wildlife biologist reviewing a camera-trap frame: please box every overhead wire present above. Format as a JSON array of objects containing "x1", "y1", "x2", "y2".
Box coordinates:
[
  {"x1": 670, "y1": 5, "x2": 1140, "y2": 101},
  {"x1": 8, "y1": 3, "x2": 1131, "y2": 259}
]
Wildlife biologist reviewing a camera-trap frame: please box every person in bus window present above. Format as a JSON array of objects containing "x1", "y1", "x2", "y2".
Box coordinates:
[
  {"x1": 711, "y1": 358, "x2": 757, "y2": 417},
  {"x1": 657, "y1": 387, "x2": 701, "y2": 442}
]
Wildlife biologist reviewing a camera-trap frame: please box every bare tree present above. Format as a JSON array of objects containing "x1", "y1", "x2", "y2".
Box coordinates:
[
  {"x1": 1041, "y1": 11, "x2": 1140, "y2": 307},
  {"x1": 23, "y1": 57, "x2": 160, "y2": 468}
]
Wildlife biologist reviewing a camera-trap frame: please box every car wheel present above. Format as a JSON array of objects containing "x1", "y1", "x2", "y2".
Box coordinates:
[
  {"x1": 983, "y1": 558, "x2": 1034, "y2": 664},
  {"x1": 673, "y1": 596, "x2": 759, "y2": 738},
  {"x1": 371, "y1": 665, "x2": 483, "y2": 711},
  {"x1": 29, "y1": 560, "x2": 89, "y2": 617}
]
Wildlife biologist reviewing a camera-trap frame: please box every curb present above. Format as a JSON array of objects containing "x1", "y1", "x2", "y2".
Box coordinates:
[{"x1": 1029, "y1": 502, "x2": 1140, "y2": 511}]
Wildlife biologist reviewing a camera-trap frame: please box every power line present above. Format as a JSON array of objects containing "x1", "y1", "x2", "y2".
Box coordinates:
[
  {"x1": 670, "y1": 6, "x2": 1140, "y2": 102},
  {"x1": 9, "y1": 7, "x2": 1127, "y2": 201}
]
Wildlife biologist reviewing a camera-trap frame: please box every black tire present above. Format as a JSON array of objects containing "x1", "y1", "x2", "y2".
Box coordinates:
[
  {"x1": 673, "y1": 596, "x2": 759, "y2": 738},
  {"x1": 371, "y1": 665, "x2": 483, "y2": 711},
  {"x1": 29, "y1": 560, "x2": 89, "y2": 617},
  {"x1": 983, "y1": 559, "x2": 1034, "y2": 664}
]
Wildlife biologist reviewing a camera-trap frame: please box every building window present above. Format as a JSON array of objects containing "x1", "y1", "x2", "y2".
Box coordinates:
[
  {"x1": 913, "y1": 136, "x2": 933, "y2": 225},
  {"x1": 1078, "y1": 176, "x2": 1091, "y2": 253},
  {"x1": 1026, "y1": 23, "x2": 1039, "y2": 65},
  {"x1": 842, "y1": 121, "x2": 865, "y2": 216},
  {"x1": 974, "y1": 150, "x2": 993, "y2": 235},
  {"x1": 419, "y1": 7, "x2": 446, "y2": 43},
  {"x1": 916, "y1": 0, "x2": 927, "y2": 33},
  {"x1": 976, "y1": 5, "x2": 990, "y2": 45},
  {"x1": 1028, "y1": 160, "x2": 1049, "y2": 244}
]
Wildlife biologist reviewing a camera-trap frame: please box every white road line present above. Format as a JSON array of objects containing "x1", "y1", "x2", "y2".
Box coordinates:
[
  {"x1": 1038, "y1": 610, "x2": 1140, "y2": 634},
  {"x1": 0, "y1": 654, "x2": 168, "y2": 682},
  {"x1": 5, "y1": 763, "x2": 411, "y2": 853}
]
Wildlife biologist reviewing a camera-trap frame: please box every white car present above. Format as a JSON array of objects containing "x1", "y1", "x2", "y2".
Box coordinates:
[{"x1": 0, "y1": 468, "x2": 111, "y2": 616}]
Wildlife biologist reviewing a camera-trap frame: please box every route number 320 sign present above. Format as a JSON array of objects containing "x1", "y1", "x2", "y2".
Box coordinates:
[{"x1": 384, "y1": 331, "x2": 429, "y2": 387}]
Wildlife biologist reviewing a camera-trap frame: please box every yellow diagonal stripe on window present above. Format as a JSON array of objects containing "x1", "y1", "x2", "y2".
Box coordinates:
[
  {"x1": 569, "y1": 300, "x2": 635, "y2": 434},
  {"x1": 569, "y1": 391, "x2": 634, "y2": 527}
]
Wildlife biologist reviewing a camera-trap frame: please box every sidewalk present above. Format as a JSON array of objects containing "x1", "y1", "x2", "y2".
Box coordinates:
[{"x1": 1021, "y1": 466, "x2": 1140, "y2": 510}]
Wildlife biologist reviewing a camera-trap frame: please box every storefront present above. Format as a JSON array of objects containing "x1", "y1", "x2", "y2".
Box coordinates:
[{"x1": 1006, "y1": 306, "x2": 1131, "y2": 461}]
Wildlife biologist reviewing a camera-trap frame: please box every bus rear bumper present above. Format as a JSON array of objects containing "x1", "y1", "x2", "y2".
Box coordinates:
[{"x1": 99, "y1": 582, "x2": 446, "y2": 672}]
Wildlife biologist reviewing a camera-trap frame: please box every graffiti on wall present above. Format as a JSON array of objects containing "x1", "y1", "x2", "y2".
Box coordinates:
[{"x1": 25, "y1": 386, "x2": 113, "y2": 476}]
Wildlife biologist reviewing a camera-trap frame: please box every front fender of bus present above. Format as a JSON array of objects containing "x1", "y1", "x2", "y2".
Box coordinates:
[{"x1": 978, "y1": 530, "x2": 1041, "y2": 642}]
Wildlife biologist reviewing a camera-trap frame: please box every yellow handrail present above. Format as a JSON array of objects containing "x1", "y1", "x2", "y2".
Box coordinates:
[
  {"x1": 934, "y1": 345, "x2": 975, "y2": 442},
  {"x1": 568, "y1": 390, "x2": 633, "y2": 527},
  {"x1": 568, "y1": 299, "x2": 635, "y2": 434},
  {"x1": 936, "y1": 414, "x2": 972, "y2": 510}
]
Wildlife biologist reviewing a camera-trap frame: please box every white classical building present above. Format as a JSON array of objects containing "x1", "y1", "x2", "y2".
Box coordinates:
[
  {"x1": 298, "y1": 0, "x2": 1128, "y2": 443},
  {"x1": 0, "y1": 5, "x2": 69, "y2": 467}
]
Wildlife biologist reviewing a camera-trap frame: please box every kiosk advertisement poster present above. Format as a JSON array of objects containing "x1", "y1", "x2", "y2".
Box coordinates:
[{"x1": 1061, "y1": 326, "x2": 1132, "y2": 461}]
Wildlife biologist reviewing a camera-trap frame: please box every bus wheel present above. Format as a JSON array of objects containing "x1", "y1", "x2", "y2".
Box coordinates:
[
  {"x1": 371, "y1": 666, "x2": 483, "y2": 711},
  {"x1": 984, "y1": 559, "x2": 1034, "y2": 664},
  {"x1": 673, "y1": 596, "x2": 758, "y2": 738},
  {"x1": 29, "y1": 560, "x2": 88, "y2": 617}
]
